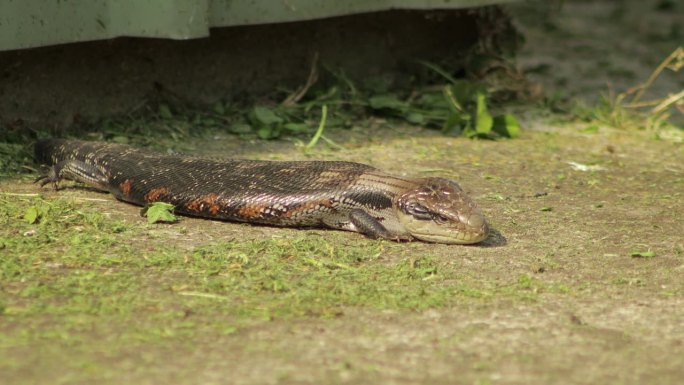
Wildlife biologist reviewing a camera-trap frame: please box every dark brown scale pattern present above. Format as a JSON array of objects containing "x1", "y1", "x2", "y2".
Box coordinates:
[{"x1": 34, "y1": 139, "x2": 400, "y2": 228}]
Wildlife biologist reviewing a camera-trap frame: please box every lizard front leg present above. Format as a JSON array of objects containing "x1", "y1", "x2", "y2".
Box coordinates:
[
  {"x1": 36, "y1": 159, "x2": 110, "y2": 191},
  {"x1": 348, "y1": 208, "x2": 412, "y2": 242}
]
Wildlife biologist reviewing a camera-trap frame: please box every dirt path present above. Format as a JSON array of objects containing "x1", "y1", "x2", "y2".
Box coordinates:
[
  {"x1": 2, "y1": 1, "x2": 684, "y2": 384},
  {"x1": 2, "y1": 122, "x2": 683, "y2": 384}
]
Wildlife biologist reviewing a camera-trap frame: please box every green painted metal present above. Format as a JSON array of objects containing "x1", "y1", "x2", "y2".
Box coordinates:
[
  {"x1": 208, "y1": 0, "x2": 517, "y2": 26},
  {"x1": 0, "y1": 0, "x2": 516, "y2": 51},
  {"x1": 0, "y1": 0, "x2": 210, "y2": 51}
]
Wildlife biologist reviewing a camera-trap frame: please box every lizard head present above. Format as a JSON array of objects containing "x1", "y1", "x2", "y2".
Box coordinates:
[{"x1": 395, "y1": 178, "x2": 489, "y2": 244}]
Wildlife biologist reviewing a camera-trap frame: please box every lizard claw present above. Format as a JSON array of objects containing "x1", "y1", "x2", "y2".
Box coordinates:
[{"x1": 34, "y1": 166, "x2": 61, "y2": 189}]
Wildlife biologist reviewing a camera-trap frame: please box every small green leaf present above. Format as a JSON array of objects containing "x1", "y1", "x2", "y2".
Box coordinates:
[
  {"x1": 442, "y1": 113, "x2": 464, "y2": 136},
  {"x1": 405, "y1": 112, "x2": 425, "y2": 125},
  {"x1": 158, "y1": 104, "x2": 173, "y2": 119},
  {"x1": 540, "y1": 206, "x2": 553, "y2": 212},
  {"x1": 257, "y1": 126, "x2": 278, "y2": 140},
  {"x1": 213, "y1": 102, "x2": 226, "y2": 115},
  {"x1": 449, "y1": 80, "x2": 486, "y2": 105},
  {"x1": 493, "y1": 114, "x2": 521, "y2": 138},
  {"x1": 463, "y1": 121, "x2": 477, "y2": 138},
  {"x1": 251, "y1": 106, "x2": 283, "y2": 125},
  {"x1": 141, "y1": 202, "x2": 178, "y2": 224},
  {"x1": 229, "y1": 123, "x2": 253, "y2": 134},
  {"x1": 418, "y1": 92, "x2": 450, "y2": 110},
  {"x1": 111, "y1": 136, "x2": 130, "y2": 144},
  {"x1": 364, "y1": 76, "x2": 393, "y2": 94},
  {"x1": 24, "y1": 206, "x2": 39, "y2": 224},
  {"x1": 475, "y1": 93, "x2": 493, "y2": 135},
  {"x1": 201, "y1": 117, "x2": 218, "y2": 127},
  {"x1": 630, "y1": 250, "x2": 655, "y2": 258},
  {"x1": 368, "y1": 94, "x2": 406, "y2": 110},
  {"x1": 283, "y1": 123, "x2": 310, "y2": 132}
]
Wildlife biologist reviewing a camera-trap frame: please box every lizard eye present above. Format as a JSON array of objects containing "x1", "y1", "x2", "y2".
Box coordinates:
[{"x1": 407, "y1": 203, "x2": 432, "y2": 220}]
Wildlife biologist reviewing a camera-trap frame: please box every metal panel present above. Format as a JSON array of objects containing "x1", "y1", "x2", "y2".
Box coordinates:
[
  {"x1": 0, "y1": 0, "x2": 211, "y2": 51},
  {"x1": 0, "y1": 0, "x2": 516, "y2": 51},
  {"x1": 208, "y1": 0, "x2": 516, "y2": 26}
]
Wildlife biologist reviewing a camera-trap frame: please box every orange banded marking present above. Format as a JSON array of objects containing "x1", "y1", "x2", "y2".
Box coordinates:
[
  {"x1": 237, "y1": 204, "x2": 269, "y2": 219},
  {"x1": 282, "y1": 198, "x2": 335, "y2": 218},
  {"x1": 119, "y1": 179, "x2": 133, "y2": 197},
  {"x1": 145, "y1": 187, "x2": 170, "y2": 202},
  {"x1": 185, "y1": 193, "x2": 222, "y2": 215}
]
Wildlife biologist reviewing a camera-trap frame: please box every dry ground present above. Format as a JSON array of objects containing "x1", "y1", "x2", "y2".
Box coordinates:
[
  {"x1": 2, "y1": 0, "x2": 684, "y2": 384},
  {"x1": 2, "y1": 121, "x2": 683, "y2": 385}
]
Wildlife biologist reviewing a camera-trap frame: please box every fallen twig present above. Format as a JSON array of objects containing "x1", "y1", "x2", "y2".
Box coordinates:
[{"x1": 281, "y1": 52, "x2": 319, "y2": 107}]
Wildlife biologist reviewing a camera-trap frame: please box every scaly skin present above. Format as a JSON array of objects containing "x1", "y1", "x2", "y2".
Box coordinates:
[{"x1": 35, "y1": 139, "x2": 489, "y2": 244}]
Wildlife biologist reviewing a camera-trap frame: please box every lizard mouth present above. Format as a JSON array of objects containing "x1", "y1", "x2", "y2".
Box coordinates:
[
  {"x1": 410, "y1": 227, "x2": 489, "y2": 244},
  {"x1": 400, "y1": 215, "x2": 490, "y2": 244}
]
